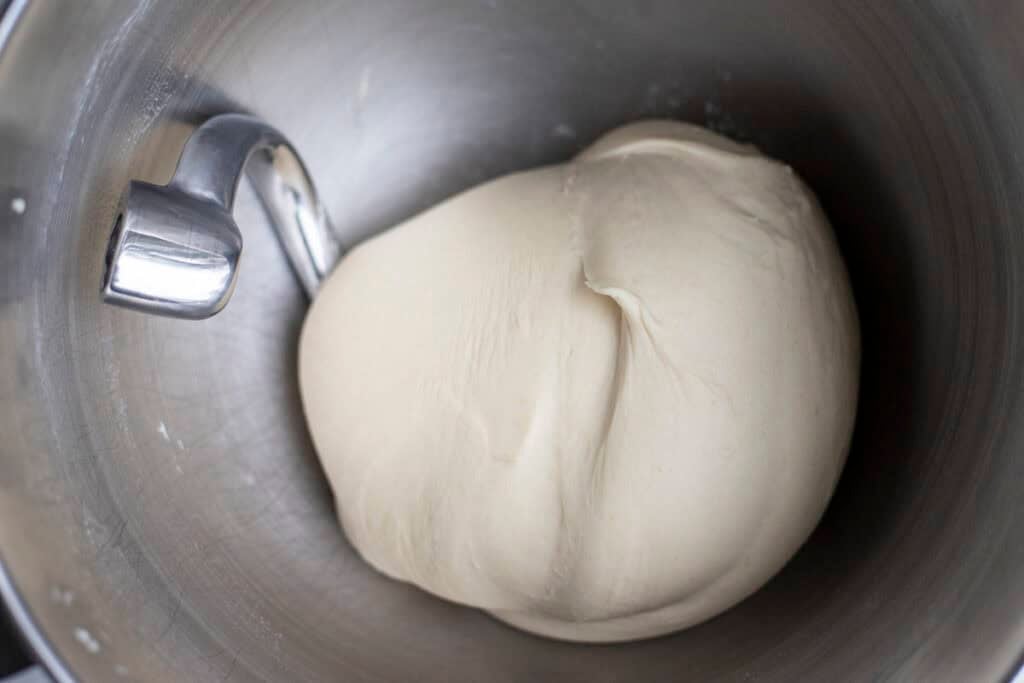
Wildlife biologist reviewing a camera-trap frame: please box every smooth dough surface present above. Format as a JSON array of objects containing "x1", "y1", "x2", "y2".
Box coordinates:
[{"x1": 299, "y1": 121, "x2": 860, "y2": 642}]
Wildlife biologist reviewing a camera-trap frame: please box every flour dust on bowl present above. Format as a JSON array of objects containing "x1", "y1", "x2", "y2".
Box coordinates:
[{"x1": 1, "y1": 2, "x2": 1023, "y2": 682}]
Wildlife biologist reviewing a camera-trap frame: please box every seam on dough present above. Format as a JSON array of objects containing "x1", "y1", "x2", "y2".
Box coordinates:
[
  {"x1": 538, "y1": 172, "x2": 628, "y2": 619},
  {"x1": 543, "y1": 297, "x2": 624, "y2": 621}
]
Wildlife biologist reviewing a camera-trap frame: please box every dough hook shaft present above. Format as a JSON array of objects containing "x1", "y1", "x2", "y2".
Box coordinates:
[{"x1": 101, "y1": 113, "x2": 342, "y2": 320}]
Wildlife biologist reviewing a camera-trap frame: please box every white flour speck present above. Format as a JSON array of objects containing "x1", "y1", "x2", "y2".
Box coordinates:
[
  {"x1": 358, "y1": 67, "x2": 373, "y2": 104},
  {"x1": 74, "y1": 627, "x2": 101, "y2": 654},
  {"x1": 552, "y1": 123, "x2": 577, "y2": 139},
  {"x1": 50, "y1": 586, "x2": 74, "y2": 606}
]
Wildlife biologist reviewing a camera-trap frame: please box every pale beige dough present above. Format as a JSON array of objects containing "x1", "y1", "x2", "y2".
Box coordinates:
[{"x1": 299, "y1": 120, "x2": 860, "y2": 642}]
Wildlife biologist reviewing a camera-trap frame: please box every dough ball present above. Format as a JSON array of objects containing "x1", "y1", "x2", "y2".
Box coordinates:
[{"x1": 299, "y1": 120, "x2": 860, "y2": 643}]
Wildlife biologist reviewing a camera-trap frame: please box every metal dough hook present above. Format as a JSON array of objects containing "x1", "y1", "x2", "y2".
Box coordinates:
[{"x1": 101, "y1": 113, "x2": 343, "y2": 320}]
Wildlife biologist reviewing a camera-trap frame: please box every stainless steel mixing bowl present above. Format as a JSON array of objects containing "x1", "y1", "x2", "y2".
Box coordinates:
[{"x1": 2, "y1": 1, "x2": 1024, "y2": 681}]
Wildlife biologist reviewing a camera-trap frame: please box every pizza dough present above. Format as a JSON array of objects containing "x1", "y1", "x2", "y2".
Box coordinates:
[{"x1": 298, "y1": 120, "x2": 860, "y2": 643}]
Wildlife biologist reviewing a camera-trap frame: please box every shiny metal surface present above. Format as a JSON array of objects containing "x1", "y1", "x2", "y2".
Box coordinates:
[
  {"x1": 102, "y1": 114, "x2": 341, "y2": 319},
  {"x1": 1, "y1": 1, "x2": 1024, "y2": 682}
]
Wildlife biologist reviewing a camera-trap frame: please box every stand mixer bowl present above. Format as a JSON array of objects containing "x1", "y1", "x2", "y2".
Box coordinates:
[{"x1": 2, "y1": 1, "x2": 1024, "y2": 681}]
